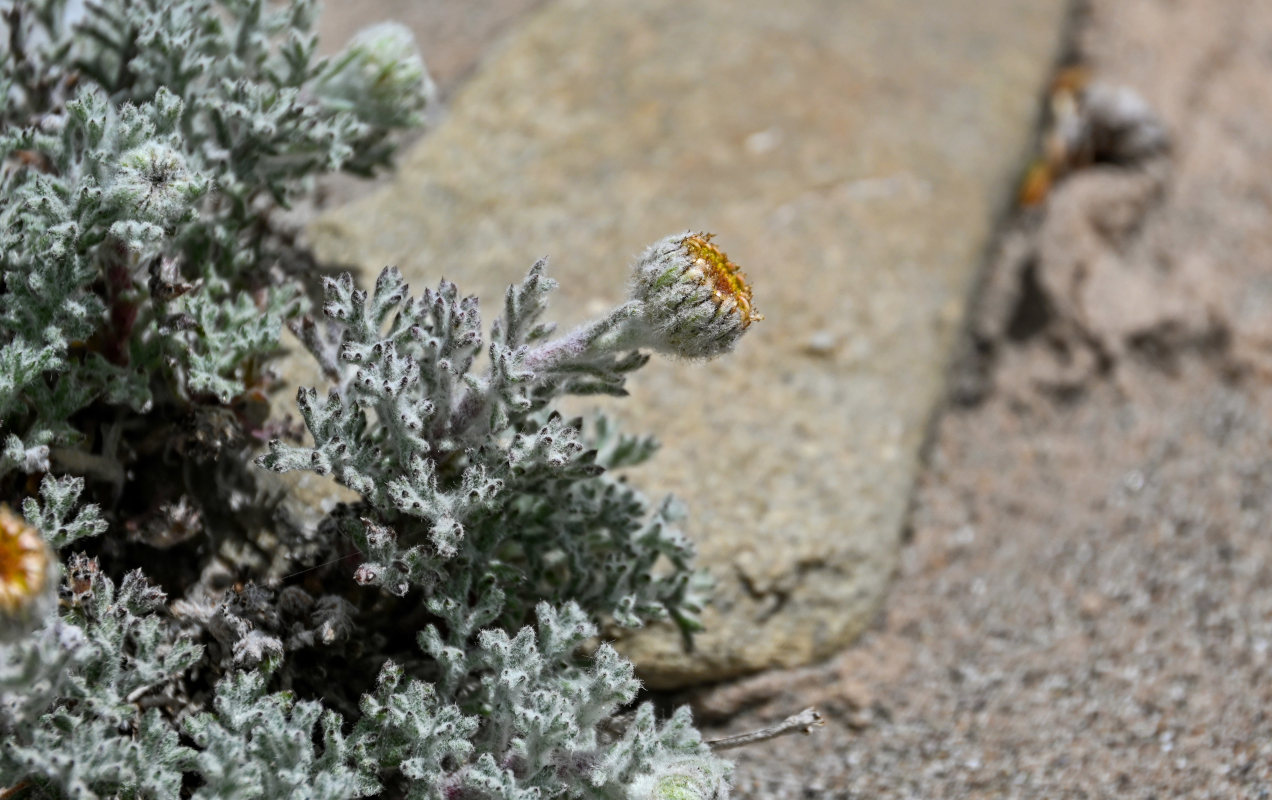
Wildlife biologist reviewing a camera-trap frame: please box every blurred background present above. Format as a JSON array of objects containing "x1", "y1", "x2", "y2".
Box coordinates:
[{"x1": 308, "y1": 1, "x2": 1272, "y2": 796}]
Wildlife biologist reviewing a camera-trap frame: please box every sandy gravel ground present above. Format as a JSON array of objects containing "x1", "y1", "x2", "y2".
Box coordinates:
[{"x1": 693, "y1": 2, "x2": 1272, "y2": 797}]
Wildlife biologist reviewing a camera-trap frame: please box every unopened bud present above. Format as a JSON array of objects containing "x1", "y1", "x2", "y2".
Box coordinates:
[
  {"x1": 630, "y1": 232, "x2": 761, "y2": 359},
  {"x1": 628, "y1": 755, "x2": 731, "y2": 800},
  {"x1": 316, "y1": 22, "x2": 434, "y2": 129}
]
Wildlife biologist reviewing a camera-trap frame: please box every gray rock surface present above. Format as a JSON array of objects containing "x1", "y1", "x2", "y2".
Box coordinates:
[{"x1": 305, "y1": 0, "x2": 1069, "y2": 687}]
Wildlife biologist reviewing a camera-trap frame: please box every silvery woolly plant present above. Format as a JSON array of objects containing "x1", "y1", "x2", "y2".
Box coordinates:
[
  {"x1": 0, "y1": 0, "x2": 431, "y2": 496},
  {"x1": 252, "y1": 232, "x2": 761, "y2": 799},
  {"x1": 0, "y1": 0, "x2": 768, "y2": 795}
]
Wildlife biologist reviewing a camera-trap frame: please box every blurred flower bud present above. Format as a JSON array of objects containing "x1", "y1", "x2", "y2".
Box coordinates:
[
  {"x1": 316, "y1": 22, "x2": 435, "y2": 129},
  {"x1": 627, "y1": 755, "x2": 730, "y2": 800},
  {"x1": 0, "y1": 505, "x2": 59, "y2": 642},
  {"x1": 629, "y1": 232, "x2": 761, "y2": 359}
]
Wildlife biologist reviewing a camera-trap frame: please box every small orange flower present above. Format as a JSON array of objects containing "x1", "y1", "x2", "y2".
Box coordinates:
[
  {"x1": 680, "y1": 234, "x2": 763, "y2": 329},
  {"x1": 0, "y1": 504, "x2": 56, "y2": 637},
  {"x1": 630, "y1": 232, "x2": 762, "y2": 359}
]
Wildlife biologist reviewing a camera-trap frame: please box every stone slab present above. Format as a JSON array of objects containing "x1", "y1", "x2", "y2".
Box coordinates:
[{"x1": 307, "y1": 0, "x2": 1068, "y2": 687}]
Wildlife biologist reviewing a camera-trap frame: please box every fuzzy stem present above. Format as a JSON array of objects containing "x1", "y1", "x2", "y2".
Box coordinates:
[
  {"x1": 448, "y1": 301, "x2": 644, "y2": 443},
  {"x1": 49, "y1": 447, "x2": 125, "y2": 490},
  {"x1": 522, "y1": 300, "x2": 643, "y2": 372}
]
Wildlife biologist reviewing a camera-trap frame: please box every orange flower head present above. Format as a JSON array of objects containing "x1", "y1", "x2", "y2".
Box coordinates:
[
  {"x1": 0, "y1": 504, "x2": 57, "y2": 641},
  {"x1": 680, "y1": 234, "x2": 763, "y2": 330},
  {"x1": 630, "y1": 232, "x2": 762, "y2": 359}
]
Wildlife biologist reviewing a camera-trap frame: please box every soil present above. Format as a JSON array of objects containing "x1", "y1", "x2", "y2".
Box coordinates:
[{"x1": 690, "y1": 2, "x2": 1272, "y2": 797}]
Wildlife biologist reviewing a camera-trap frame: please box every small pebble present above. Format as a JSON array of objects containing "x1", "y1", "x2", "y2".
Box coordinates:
[{"x1": 804, "y1": 330, "x2": 838, "y2": 356}]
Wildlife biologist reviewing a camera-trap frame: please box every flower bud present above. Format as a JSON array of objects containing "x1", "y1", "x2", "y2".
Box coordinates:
[
  {"x1": 630, "y1": 232, "x2": 761, "y2": 359},
  {"x1": 316, "y1": 22, "x2": 435, "y2": 129},
  {"x1": 109, "y1": 142, "x2": 205, "y2": 226},
  {"x1": 627, "y1": 755, "x2": 730, "y2": 800},
  {"x1": 0, "y1": 505, "x2": 58, "y2": 642}
]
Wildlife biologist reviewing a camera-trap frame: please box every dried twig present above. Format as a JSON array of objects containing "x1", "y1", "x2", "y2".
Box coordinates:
[
  {"x1": 705, "y1": 707, "x2": 825, "y2": 752},
  {"x1": 0, "y1": 780, "x2": 31, "y2": 800}
]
